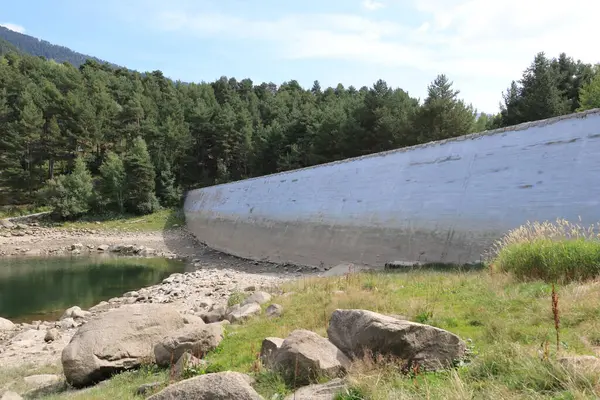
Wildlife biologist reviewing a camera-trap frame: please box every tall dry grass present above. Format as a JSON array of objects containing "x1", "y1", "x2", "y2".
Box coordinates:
[{"x1": 488, "y1": 218, "x2": 600, "y2": 282}]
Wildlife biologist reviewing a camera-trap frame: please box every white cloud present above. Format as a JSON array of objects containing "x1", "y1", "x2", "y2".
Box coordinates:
[
  {"x1": 149, "y1": 0, "x2": 600, "y2": 111},
  {"x1": 362, "y1": 0, "x2": 385, "y2": 10},
  {"x1": 0, "y1": 23, "x2": 25, "y2": 33}
]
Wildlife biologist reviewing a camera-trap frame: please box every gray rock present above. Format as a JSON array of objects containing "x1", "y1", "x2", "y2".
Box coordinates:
[
  {"x1": 44, "y1": 328, "x2": 60, "y2": 342},
  {"x1": 61, "y1": 306, "x2": 91, "y2": 320},
  {"x1": 0, "y1": 219, "x2": 16, "y2": 229},
  {"x1": 61, "y1": 304, "x2": 186, "y2": 387},
  {"x1": 242, "y1": 291, "x2": 272, "y2": 306},
  {"x1": 88, "y1": 301, "x2": 111, "y2": 313},
  {"x1": 183, "y1": 314, "x2": 206, "y2": 325},
  {"x1": 260, "y1": 337, "x2": 283, "y2": 368},
  {"x1": 227, "y1": 303, "x2": 261, "y2": 323},
  {"x1": 59, "y1": 318, "x2": 77, "y2": 330},
  {"x1": 97, "y1": 244, "x2": 109, "y2": 251},
  {"x1": 0, "y1": 317, "x2": 15, "y2": 331},
  {"x1": 146, "y1": 372, "x2": 263, "y2": 400},
  {"x1": 154, "y1": 323, "x2": 224, "y2": 367},
  {"x1": 265, "y1": 304, "x2": 283, "y2": 318},
  {"x1": 199, "y1": 304, "x2": 226, "y2": 323},
  {"x1": 0, "y1": 391, "x2": 22, "y2": 400},
  {"x1": 273, "y1": 329, "x2": 350, "y2": 385},
  {"x1": 284, "y1": 378, "x2": 347, "y2": 400},
  {"x1": 71, "y1": 243, "x2": 84, "y2": 251},
  {"x1": 327, "y1": 309, "x2": 466, "y2": 370}
]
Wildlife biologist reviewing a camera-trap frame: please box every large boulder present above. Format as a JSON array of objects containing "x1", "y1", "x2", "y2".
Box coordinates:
[
  {"x1": 327, "y1": 309, "x2": 466, "y2": 370},
  {"x1": 273, "y1": 329, "x2": 350, "y2": 385},
  {"x1": 61, "y1": 304, "x2": 186, "y2": 387},
  {"x1": 0, "y1": 317, "x2": 15, "y2": 331},
  {"x1": 260, "y1": 337, "x2": 283, "y2": 368},
  {"x1": 154, "y1": 323, "x2": 224, "y2": 367},
  {"x1": 147, "y1": 371, "x2": 263, "y2": 400}
]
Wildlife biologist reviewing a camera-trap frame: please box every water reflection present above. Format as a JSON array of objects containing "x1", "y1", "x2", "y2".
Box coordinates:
[{"x1": 0, "y1": 255, "x2": 186, "y2": 323}]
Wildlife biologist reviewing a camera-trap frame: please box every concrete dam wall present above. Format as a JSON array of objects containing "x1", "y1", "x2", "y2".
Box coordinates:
[{"x1": 184, "y1": 109, "x2": 600, "y2": 267}]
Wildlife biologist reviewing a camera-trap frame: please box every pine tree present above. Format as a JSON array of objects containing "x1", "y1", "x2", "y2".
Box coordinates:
[
  {"x1": 155, "y1": 157, "x2": 181, "y2": 207},
  {"x1": 519, "y1": 53, "x2": 569, "y2": 121},
  {"x1": 577, "y1": 67, "x2": 600, "y2": 111},
  {"x1": 124, "y1": 136, "x2": 159, "y2": 215},
  {"x1": 415, "y1": 74, "x2": 475, "y2": 142},
  {"x1": 98, "y1": 151, "x2": 126, "y2": 213}
]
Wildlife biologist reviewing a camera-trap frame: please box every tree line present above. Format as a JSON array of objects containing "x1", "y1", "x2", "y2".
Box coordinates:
[{"x1": 1, "y1": 50, "x2": 600, "y2": 217}]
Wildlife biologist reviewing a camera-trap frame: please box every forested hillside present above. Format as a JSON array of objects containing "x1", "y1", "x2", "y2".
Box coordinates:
[
  {"x1": 1, "y1": 49, "x2": 599, "y2": 217},
  {"x1": 0, "y1": 26, "x2": 117, "y2": 68}
]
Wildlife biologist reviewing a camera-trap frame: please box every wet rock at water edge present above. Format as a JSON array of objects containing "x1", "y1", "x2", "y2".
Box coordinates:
[
  {"x1": 0, "y1": 317, "x2": 15, "y2": 331},
  {"x1": 60, "y1": 306, "x2": 91, "y2": 320}
]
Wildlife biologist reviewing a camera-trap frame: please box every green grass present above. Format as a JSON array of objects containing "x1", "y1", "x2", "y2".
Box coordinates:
[
  {"x1": 0, "y1": 204, "x2": 51, "y2": 219},
  {"x1": 0, "y1": 363, "x2": 62, "y2": 394},
  {"x1": 44, "y1": 208, "x2": 185, "y2": 232},
  {"x1": 489, "y1": 219, "x2": 600, "y2": 283},
  {"x1": 45, "y1": 366, "x2": 170, "y2": 400},
  {"x1": 9, "y1": 269, "x2": 600, "y2": 399},
  {"x1": 494, "y1": 239, "x2": 600, "y2": 283}
]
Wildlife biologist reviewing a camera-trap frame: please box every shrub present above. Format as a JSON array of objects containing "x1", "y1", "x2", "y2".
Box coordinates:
[
  {"x1": 489, "y1": 219, "x2": 600, "y2": 282},
  {"x1": 39, "y1": 156, "x2": 94, "y2": 219}
]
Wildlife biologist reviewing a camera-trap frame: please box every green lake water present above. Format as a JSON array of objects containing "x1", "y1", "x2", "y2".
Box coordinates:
[{"x1": 0, "y1": 255, "x2": 186, "y2": 323}]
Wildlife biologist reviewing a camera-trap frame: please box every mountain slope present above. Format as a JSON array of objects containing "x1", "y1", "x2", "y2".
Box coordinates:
[
  {"x1": 0, "y1": 26, "x2": 119, "y2": 68},
  {"x1": 0, "y1": 37, "x2": 20, "y2": 55}
]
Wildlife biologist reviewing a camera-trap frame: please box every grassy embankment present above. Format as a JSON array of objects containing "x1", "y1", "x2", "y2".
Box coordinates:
[{"x1": 4, "y1": 218, "x2": 600, "y2": 399}]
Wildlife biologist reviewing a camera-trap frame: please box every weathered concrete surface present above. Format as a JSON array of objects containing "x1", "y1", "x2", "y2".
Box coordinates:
[{"x1": 185, "y1": 109, "x2": 600, "y2": 266}]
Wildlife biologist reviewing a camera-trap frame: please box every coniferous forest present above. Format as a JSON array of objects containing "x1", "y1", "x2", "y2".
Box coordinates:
[{"x1": 1, "y1": 43, "x2": 600, "y2": 217}]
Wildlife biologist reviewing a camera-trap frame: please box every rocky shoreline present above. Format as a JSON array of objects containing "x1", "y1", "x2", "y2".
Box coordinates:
[{"x1": 0, "y1": 219, "x2": 323, "y2": 373}]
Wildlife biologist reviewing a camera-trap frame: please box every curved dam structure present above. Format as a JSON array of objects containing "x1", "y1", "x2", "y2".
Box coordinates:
[{"x1": 184, "y1": 109, "x2": 600, "y2": 268}]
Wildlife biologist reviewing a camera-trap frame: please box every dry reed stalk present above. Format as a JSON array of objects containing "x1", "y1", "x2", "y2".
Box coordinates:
[{"x1": 552, "y1": 283, "x2": 560, "y2": 354}]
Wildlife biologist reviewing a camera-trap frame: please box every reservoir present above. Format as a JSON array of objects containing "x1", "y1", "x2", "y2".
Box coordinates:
[{"x1": 0, "y1": 255, "x2": 186, "y2": 323}]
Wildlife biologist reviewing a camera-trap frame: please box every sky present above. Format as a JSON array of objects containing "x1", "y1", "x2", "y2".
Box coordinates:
[{"x1": 2, "y1": 0, "x2": 600, "y2": 113}]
